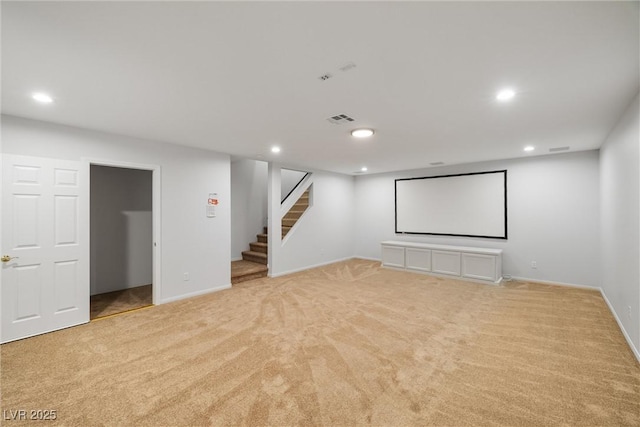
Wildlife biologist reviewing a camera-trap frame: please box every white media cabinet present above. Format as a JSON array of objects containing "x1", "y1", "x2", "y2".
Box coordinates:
[{"x1": 381, "y1": 241, "x2": 503, "y2": 284}]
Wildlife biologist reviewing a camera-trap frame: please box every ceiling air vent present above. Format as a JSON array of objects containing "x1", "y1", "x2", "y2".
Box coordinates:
[
  {"x1": 327, "y1": 114, "x2": 355, "y2": 125},
  {"x1": 549, "y1": 146, "x2": 570, "y2": 153},
  {"x1": 430, "y1": 162, "x2": 445, "y2": 166}
]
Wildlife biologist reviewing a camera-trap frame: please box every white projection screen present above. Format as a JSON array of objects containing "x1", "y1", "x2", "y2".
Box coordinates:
[{"x1": 395, "y1": 170, "x2": 507, "y2": 239}]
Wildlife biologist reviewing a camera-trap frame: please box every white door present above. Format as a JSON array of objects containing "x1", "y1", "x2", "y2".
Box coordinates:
[{"x1": 1, "y1": 154, "x2": 89, "y2": 343}]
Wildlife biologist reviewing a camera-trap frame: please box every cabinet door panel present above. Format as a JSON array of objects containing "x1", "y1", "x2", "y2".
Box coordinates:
[
  {"x1": 462, "y1": 253, "x2": 496, "y2": 282},
  {"x1": 382, "y1": 246, "x2": 404, "y2": 268},
  {"x1": 432, "y1": 251, "x2": 461, "y2": 276},
  {"x1": 406, "y1": 248, "x2": 431, "y2": 272}
]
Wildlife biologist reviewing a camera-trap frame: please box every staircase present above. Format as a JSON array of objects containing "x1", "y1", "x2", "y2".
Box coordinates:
[
  {"x1": 231, "y1": 188, "x2": 310, "y2": 285},
  {"x1": 241, "y1": 227, "x2": 268, "y2": 265},
  {"x1": 282, "y1": 189, "x2": 310, "y2": 238},
  {"x1": 231, "y1": 227, "x2": 268, "y2": 284}
]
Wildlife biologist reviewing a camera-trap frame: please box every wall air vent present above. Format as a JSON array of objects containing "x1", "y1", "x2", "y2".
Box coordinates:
[
  {"x1": 549, "y1": 146, "x2": 570, "y2": 153},
  {"x1": 327, "y1": 114, "x2": 355, "y2": 125}
]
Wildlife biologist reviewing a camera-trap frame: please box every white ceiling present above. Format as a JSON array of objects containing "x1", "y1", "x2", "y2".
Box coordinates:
[{"x1": 2, "y1": 1, "x2": 638, "y2": 175}]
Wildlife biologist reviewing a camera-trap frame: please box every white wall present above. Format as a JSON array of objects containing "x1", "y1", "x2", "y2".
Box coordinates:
[
  {"x1": 2, "y1": 115, "x2": 231, "y2": 303},
  {"x1": 231, "y1": 159, "x2": 267, "y2": 260},
  {"x1": 268, "y1": 166, "x2": 355, "y2": 276},
  {"x1": 600, "y1": 93, "x2": 640, "y2": 357},
  {"x1": 90, "y1": 165, "x2": 152, "y2": 295},
  {"x1": 355, "y1": 150, "x2": 601, "y2": 287}
]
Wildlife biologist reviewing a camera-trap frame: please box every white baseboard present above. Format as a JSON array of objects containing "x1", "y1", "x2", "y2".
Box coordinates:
[
  {"x1": 354, "y1": 256, "x2": 381, "y2": 262},
  {"x1": 231, "y1": 256, "x2": 243, "y2": 262},
  {"x1": 269, "y1": 256, "x2": 355, "y2": 278},
  {"x1": 160, "y1": 284, "x2": 231, "y2": 304},
  {"x1": 509, "y1": 276, "x2": 601, "y2": 291},
  {"x1": 600, "y1": 289, "x2": 640, "y2": 364}
]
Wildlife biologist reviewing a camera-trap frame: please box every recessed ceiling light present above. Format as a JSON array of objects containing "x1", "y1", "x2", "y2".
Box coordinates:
[
  {"x1": 271, "y1": 146, "x2": 281, "y2": 153},
  {"x1": 361, "y1": 167, "x2": 368, "y2": 172},
  {"x1": 496, "y1": 88, "x2": 516, "y2": 102},
  {"x1": 351, "y1": 129, "x2": 374, "y2": 138},
  {"x1": 32, "y1": 92, "x2": 53, "y2": 104},
  {"x1": 524, "y1": 146, "x2": 535, "y2": 152}
]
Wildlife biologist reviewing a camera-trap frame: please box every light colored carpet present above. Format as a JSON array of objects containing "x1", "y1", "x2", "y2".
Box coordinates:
[
  {"x1": 90, "y1": 284, "x2": 153, "y2": 319},
  {"x1": 1, "y1": 259, "x2": 638, "y2": 426}
]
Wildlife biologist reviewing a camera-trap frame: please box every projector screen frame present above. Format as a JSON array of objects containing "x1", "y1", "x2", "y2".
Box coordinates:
[{"x1": 394, "y1": 170, "x2": 508, "y2": 240}]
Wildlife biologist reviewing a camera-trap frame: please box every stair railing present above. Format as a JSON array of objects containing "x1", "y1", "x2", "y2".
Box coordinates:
[{"x1": 280, "y1": 173, "x2": 313, "y2": 219}]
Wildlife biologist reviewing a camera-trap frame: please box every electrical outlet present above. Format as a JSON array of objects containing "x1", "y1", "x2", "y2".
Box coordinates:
[
  {"x1": 183, "y1": 272, "x2": 189, "y2": 281},
  {"x1": 531, "y1": 261, "x2": 537, "y2": 269}
]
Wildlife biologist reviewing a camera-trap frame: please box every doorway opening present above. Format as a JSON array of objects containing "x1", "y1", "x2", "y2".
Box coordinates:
[{"x1": 89, "y1": 165, "x2": 154, "y2": 319}]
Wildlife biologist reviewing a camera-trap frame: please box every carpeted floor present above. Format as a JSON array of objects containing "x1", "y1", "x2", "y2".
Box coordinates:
[
  {"x1": 90, "y1": 284, "x2": 153, "y2": 319},
  {"x1": 1, "y1": 259, "x2": 638, "y2": 426}
]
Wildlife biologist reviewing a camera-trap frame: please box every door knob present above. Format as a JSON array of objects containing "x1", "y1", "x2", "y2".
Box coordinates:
[{"x1": 1, "y1": 255, "x2": 18, "y2": 263}]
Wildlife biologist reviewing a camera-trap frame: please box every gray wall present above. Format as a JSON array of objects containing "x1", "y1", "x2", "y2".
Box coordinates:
[
  {"x1": 231, "y1": 159, "x2": 267, "y2": 260},
  {"x1": 600, "y1": 92, "x2": 639, "y2": 356},
  {"x1": 90, "y1": 165, "x2": 152, "y2": 295},
  {"x1": 354, "y1": 150, "x2": 601, "y2": 287}
]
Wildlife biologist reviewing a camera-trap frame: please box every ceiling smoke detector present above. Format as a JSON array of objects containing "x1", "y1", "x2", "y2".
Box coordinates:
[
  {"x1": 327, "y1": 114, "x2": 355, "y2": 125},
  {"x1": 339, "y1": 62, "x2": 357, "y2": 72}
]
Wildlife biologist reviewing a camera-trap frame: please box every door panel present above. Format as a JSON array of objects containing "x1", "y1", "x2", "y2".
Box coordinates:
[
  {"x1": 54, "y1": 168, "x2": 78, "y2": 186},
  {"x1": 14, "y1": 195, "x2": 41, "y2": 248},
  {"x1": 54, "y1": 195, "x2": 79, "y2": 245},
  {"x1": 2, "y1": 155, "x2": 88, "y2": 343},
  {"x1": 54, "y1": 260, "x2": 79, "y2": 313},
  {"x1": 14, "y1": 164, "x2": 41, "y2": 184},
  {"x1": 15, "y1": 264, "x2": 42, "y2": 321}
]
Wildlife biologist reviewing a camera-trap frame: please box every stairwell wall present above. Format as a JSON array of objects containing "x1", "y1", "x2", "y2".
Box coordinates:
[
  {"x1": 269, "y1": 167, "x2": 356, "y2": 277},
  {"x1": 231, "y1": 159, "x2": 268, "y2": 260}
]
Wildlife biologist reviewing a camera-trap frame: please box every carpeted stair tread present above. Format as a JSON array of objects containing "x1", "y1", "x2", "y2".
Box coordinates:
[
  {"x1": 283, "y1": 210, "x2": 306, "y2": 220},
  {"x1": 278, "y1": 189, "x2": 310, "y2": 234},
  {"x1": 282, "y1": 218, "x2": 298, "y2": 227},
  {"x1": 242, "y1": 250, "x2": 268, "y2": 265},
  {"x1": 249, "y1": 242, "x2": 267, "y2": 253},
  {"x1": 231, "y1": 260, "x2": 268, "y2": 284}
]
